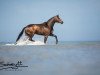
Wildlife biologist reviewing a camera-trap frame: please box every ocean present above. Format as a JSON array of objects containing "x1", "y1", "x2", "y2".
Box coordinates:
[{"x1": 0, "y1": 41, "x2": 100, "y2": 75}]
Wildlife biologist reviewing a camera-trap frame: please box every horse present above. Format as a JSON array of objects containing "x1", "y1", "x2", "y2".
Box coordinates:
[{"x1": 16, "y1": 15, "x2": 63, "y2": 44}]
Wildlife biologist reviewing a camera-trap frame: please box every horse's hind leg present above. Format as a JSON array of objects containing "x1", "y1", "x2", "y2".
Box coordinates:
[
  {"x1": 25, "y1": 31, "x2": 35, "y2": 42},
  {"x1": 28, "y1": 34, "x2": 35, "y2": 42}
]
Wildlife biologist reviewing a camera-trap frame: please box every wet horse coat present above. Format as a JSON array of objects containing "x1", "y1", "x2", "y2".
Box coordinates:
[{"x1": 16, "y1": 15, "x2": 63, "y2": 44}]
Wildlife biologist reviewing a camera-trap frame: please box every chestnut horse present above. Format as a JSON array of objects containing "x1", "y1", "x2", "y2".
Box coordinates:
[{"x1": 16, "y1": 15, "x2": 63, "y2": 44}]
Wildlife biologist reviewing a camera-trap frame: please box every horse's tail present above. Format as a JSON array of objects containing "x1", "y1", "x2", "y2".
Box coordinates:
[{"x1": 16, "y1": 27, "x2": 26, "y2": 42}]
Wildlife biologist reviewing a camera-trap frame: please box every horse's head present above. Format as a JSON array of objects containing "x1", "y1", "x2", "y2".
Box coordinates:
[{"x1": 54, "y1": 15, "x2": 63, "y2": 24}]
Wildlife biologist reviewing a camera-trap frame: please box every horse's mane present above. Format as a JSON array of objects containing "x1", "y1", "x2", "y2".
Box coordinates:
[{"x1": 47, "y1": 16, "x2": 54, "y2": 23}]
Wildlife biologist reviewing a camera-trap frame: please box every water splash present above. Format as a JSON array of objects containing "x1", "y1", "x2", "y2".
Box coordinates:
[
  {"x1": 6, "y1": 39, "x2": 45, "y2": 46},
  {"x1": 6, "y1": 40, "x2": 45, "y2": 46},
  {"x1": 16, "y1": 39, "x2": 45, "y2": 45},
  {"x1": 6, "y1": 34, "x2": 45, "y2": 46}
]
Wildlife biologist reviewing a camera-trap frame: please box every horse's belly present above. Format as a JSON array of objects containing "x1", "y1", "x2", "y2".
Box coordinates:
[{"x1": 35, "y1": 28, "x2": 50, "y2": 36}]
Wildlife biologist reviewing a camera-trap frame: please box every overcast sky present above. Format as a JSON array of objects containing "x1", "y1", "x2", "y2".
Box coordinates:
[{"x1": 0, "y1": 0, "x2": 100, "y2": 42}]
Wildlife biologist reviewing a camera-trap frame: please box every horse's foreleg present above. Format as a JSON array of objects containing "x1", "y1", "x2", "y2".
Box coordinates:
[
  {"x1": 44, "y1": 36, "x2": 48, "y2": 44},
  {"x1": 50, "y1": 34, "x2": 58, "y2": 44}
]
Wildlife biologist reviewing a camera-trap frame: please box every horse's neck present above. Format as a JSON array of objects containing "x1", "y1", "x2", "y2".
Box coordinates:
[{"x1": 47, "y1": 18, "x2": 55, "y2": 29}]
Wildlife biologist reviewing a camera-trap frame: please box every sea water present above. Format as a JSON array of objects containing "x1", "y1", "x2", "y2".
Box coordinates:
[{"x1": 0, "y1": 41, "x2": 100, "y2": 75}]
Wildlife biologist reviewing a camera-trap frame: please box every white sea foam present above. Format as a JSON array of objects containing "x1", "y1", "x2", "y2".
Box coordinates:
[
  {"x1": 6, "y1": 33, "x2": 45, "y2": 46},
  {"x1": 16, "y1": 39, "x2": 45, "y2": 45},
  {"x1": 6, "y1": 43, "x2": 15, "y2": 46},
  {"x1": 6, "y1": 39, "x2": 45, "y2": 46}
]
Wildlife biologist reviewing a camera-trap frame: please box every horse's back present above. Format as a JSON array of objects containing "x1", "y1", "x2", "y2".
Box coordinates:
[
  {"x1": 26, "y1": 24, "x2": 34, "y2": 27},
  {"x1": 27, "y1": 22, "x2": 47, "y2": 27}
]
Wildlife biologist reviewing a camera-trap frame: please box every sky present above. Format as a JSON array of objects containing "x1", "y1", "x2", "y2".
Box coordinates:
[{"x1": 0, "y1": 0, "x2": 100, "y2": 42}]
